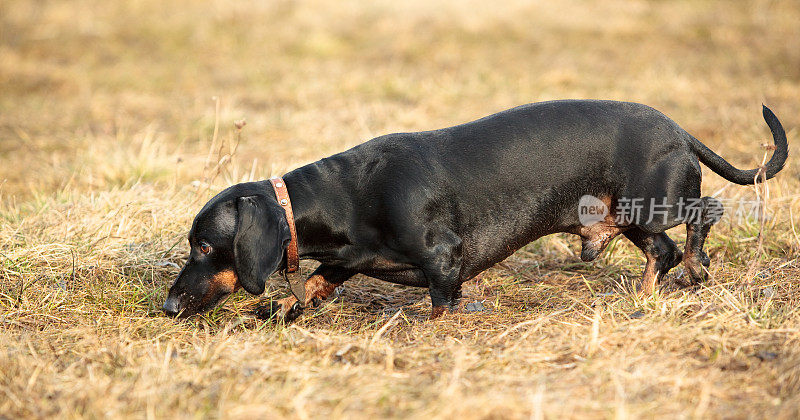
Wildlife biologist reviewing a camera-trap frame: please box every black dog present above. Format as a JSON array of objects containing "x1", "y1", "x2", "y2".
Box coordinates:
[{"x1": 163, "y1": 100, "x2": 787, "y2": 320}]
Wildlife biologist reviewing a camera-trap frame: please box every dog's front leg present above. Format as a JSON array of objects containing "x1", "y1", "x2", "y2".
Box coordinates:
[
  {"x1": 255, "y1": 265, "x2": 354, "y2": 322},
  {"x1": 423, "y1": 230, "x2": 464, "y2": 320}
]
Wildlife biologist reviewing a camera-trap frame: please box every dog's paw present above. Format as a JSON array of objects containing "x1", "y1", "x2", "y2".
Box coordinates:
[
  {"x1": 682, "y1": 262, "x2": 708, "y2": 286},
  {"x1": 253, "y1": 300, "x2": 305, "y2": 323},
  {"x1": 253, "y1": 301, "x2": 282, "y2": 321},
  {"x1": 700, "y1": 250, "x2": 711, "y2": 268},
  {"x1": 284, "y1": 302, "x2": 304, "y2": 323}
]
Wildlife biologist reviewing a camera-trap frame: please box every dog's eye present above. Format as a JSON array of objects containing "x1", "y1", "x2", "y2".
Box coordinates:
[{"x1": 199, "y1": 242, "x2": 212, "y2": 254}]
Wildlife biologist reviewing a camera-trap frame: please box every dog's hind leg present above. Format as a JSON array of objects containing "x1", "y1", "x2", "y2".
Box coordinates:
[
  {"x1": 680, "y1": 197, "x2": 723, "y2": 286},
  {"x1": 624, "y1": 229, "x2": 683, "y2": 295},
  {"x1": 571, "y1": 219, "x2": 625, "y2": 262},
  {"x1": 578, "y1": 223, "x2": 625, "y2": 262}
]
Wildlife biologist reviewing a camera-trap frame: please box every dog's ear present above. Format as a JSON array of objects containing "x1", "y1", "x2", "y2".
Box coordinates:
[{"x1": 233, "y1": 195, "x2": 291, "y2": 295}]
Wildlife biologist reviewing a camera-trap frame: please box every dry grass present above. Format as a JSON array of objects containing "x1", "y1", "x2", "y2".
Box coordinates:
[{"x1": 2, "y1": 0, "x2": 800, "y2": 418}]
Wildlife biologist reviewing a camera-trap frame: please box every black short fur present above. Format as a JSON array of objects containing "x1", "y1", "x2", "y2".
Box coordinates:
[{"x1": 163, "y1": 100, "x2": 788, "y2": 318}]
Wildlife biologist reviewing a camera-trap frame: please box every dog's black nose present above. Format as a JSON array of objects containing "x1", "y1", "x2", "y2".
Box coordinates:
[{"x1": 162, "y1": 298, "x2": 180, "y2": 317}]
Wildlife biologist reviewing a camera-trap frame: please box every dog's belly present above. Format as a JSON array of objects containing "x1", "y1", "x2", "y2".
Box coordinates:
[
  {"x1": 349, "y1": 254, "x2": 429, "y2": 287},
  {"x1": 359, "y1": 269, "x2": 428, "y2": 287},
  {"x1": 456, "y1": 189, "x2": 581, "y2": 281},
  {"x1": 459, "y1": 230, "x2": 553, "y2": 282}
]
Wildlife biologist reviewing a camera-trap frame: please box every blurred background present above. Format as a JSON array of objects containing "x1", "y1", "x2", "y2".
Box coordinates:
[{"x1": 2, "y1": 0, "x2": 799, "y2": 200}]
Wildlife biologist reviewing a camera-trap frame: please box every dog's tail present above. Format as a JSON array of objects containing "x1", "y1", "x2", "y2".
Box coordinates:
[{"x1": 688, "y1": 105, "x2": 788, "y2": 185}]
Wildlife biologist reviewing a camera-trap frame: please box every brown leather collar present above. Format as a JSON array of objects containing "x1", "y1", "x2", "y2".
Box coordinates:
[{"x1": 269, "y1": 177, "x2": 299, "y2": 273}]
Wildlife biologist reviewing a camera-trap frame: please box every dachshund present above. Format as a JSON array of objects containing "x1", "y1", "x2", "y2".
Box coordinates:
[{"x1": 162, "y1": 100, "x2": 787, "y2": 320}]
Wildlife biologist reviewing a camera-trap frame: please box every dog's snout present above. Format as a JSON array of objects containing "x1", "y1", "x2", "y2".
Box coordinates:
[{"x1": 162, "y1": 297, "x2": 181, "y2": 317}]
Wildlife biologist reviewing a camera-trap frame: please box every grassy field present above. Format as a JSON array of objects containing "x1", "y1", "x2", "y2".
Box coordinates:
[{"x1": 2, "y1": 0, "x2": 800, "y2": 418}]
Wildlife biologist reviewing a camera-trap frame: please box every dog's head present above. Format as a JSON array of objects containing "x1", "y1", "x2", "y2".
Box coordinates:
[{"x1": 162, "y1": 182, "x2": 291, "y2": 318}]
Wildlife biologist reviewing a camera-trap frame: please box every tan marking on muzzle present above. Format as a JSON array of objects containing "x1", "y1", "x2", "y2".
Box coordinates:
[
  {"x1": 199, "y1": 269, "x2": 240, "y2": 308},
  {"x1": 211, "y1": 269, "x2": 239, "y2": 292}
]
